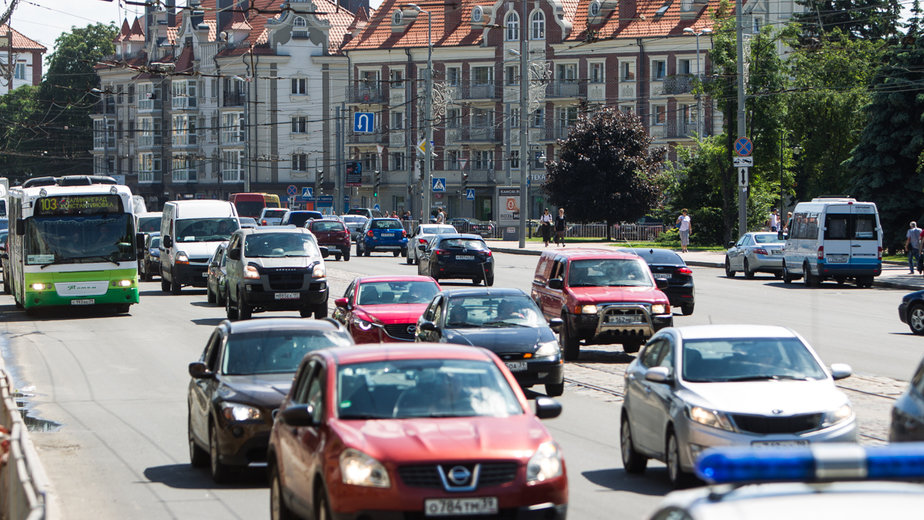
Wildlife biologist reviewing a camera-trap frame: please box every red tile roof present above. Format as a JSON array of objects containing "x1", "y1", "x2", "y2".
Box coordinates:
[
  {"x1": 342, "y1": 0, "x2": 483, "y2": 51},
  {"x1": 568, "y1": 0, "x2": 718, "y2": 41},
  {"x1": 0, "y1": 24, "x2": 47, "y2": 51}
]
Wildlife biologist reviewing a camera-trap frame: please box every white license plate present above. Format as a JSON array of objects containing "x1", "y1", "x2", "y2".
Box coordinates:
[
  {"x1": 455, "y1": 255, "x2": 475, "y2": 260},
  {"x1": 751, "y1": 440, "x2": 809, "y2": 448},
  {"x1": 771, "y1": 250, "x2": 783, "y2": 255},
  {"x1": 274, "y1": 292, "x2": 300, "y2": 300},
  {"x1": 653, "y1": 273, "x2": 670, "y2": 279},
  {"x1": 202, "y1": 272, "x2": 209, "y2": 277},
  {"x1": 424, "y1": 497, "x2": 498, "y2": 517},
  {"x1": 505, "y1": 361, "x2": 527, "y2": 372},
  {"x1": 70, "y1": 299, "x2": 95, "y2": 306},
  {"x1": 608, "y1": 315, "x2": 638, "y2": 324},
  {"x1": 381, "y1": 233, "x2": 395, "y2": 237},
  {"x1": 827, "y1": 254, "x2": 849, "y2": 263}
]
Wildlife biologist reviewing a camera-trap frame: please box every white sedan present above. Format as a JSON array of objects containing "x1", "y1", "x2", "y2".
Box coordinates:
[
  {"x1": 725, "y1": 232, "x2": 785, "y2": 279},
  {"x1": 406, "y1": 224, "x2": 457, "y2": 265}
]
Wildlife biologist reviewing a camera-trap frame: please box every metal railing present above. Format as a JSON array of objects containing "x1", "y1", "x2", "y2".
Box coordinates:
[{"x1": 661, "y1": 75, "x2": 694, "y2": 95}]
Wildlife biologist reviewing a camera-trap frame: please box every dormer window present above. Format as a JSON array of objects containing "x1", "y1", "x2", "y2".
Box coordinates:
[
  {"x1": 293, "y1": 17, "x2": 308, "y2": 38},
  {"x1": 393, "y1": 10, "x2": 403, "y2": 25},
  {"x1": 530, "y1": 10, "x2": 545, "y2": 40},
  {"x1": 589, "y1": 0, "x2": 601, "y2": 17},
  {"x1": 505, "y1": 11, "x2": 519, "y2": 41}
]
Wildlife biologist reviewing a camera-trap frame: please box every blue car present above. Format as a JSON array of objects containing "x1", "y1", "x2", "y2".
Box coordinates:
[{"x1": 356, "y1": 218, "x2": 408, "y2": 257}]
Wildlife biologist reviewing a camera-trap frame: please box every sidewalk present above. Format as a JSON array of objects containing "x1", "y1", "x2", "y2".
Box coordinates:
[{"x1": 487, "y1": 239, "x2": 924, "y2": 292}]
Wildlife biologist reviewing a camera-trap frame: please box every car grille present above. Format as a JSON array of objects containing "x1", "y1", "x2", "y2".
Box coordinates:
[
  {"x1": 398, "y1": 462, "x2": 518, "y2": 489},
  {"x1": 600, "y1": 305, "x2": 649, "y2": 325},
  {"x1": 383, "y1": 323, "x2": 416, "y2": 341},
  {"x1": 731, "y1": 413, "x2": 824, "y2": 434},
  {"x1": 264, "y1": 269, "x2": 306, "y2": 291}
]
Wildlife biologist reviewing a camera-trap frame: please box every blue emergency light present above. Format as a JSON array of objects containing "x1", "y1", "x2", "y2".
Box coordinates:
[{"x1": 695, "y1": 443, "x2": 924, "y2": 485}]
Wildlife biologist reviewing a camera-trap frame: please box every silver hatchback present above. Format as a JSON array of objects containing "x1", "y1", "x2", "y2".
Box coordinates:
[{"x1": 621, "y1": 324, "x2": 856, "y2": 487}]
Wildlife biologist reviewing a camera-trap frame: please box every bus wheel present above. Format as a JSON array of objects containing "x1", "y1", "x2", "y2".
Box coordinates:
[{"x1": 115, "y1": 304, "x2": 130, "y2": 314}]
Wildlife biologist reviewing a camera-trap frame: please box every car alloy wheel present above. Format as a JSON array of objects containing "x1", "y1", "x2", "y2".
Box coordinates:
[
  {"x1": 188, "y1": 411, "x2": 208, "y2": 468},
  {"x1": 724, "y1": 257, "x2": 735, "y2": 278},
  {"x1": 271, "y1": 466, "x2": 297, "y2": 520},
  {"x1": 620, "y1": 414, "x2": 648, "y2": 474},
  {"x1": 209, "y1": 424, "x2": 233, "y2": 483},
  {"x1": 666, "y1": 431, "x2": 692, "y2": 488},
  {"x1": 743, "y1": 259, "x2": 755, "y2": 279},
  {"x1": 910, "y1": 303, "x2": 924, "y2": 335}
]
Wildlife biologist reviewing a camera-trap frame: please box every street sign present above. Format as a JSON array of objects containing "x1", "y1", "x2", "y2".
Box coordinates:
[
  {"x1": 345, "y1": 162, "x2": 362, "y2": 186},
  {"x1": 416, "y1": 139, "x2": 434, "y2": 156},
  {"x1": 738, "y1": 167, "x2": 749, "y2": 187},
  {"x1": 286, "y1": 184, "x2": 297, "y2": 197},
  {"x1": 373, "y1": 203, "x2": 381, "y2": 211},
  {"x1": 465, "y1": 188, "x2": 476, "y2": 200},
  {"x1": 353, "y1": 112, "x2": 374, "y2": 134},
  {"x1": 733, "y1": 156, "x2": 753, "y2": 167},
  {"x1": 432, "y1": 177, "x2": 446, "y2": 192},
  {"x1": 734, "y1": 137, "x2": 753, "y2": 156},
  {"x1": 301, "y1": 187, "x2": 314, "y2": 198}
]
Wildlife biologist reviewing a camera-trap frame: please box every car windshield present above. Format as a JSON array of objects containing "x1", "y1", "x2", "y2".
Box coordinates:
[
  {"x1": 150, "y1": 237, "x2": 160, "y2": 248},
  {"x1": 337, "y1": 359, "x2": 523, "y2": 420},
  {"x1": 175, "y1": 218, "x2": 239, "y2": 242},
  {"x1": 222, "y1": 330, "x2": 352, "y2": 375},
  {"x1": 568, "y1": 259, "x2": 652, "y2": 287},
  {"x1": 421, "y1": 225, "x2": 456, "y2": 234},
  {"x1": 262, "y1": 209, "x2": 287, "y2": 219},
  {"x1": 445, "y1": 295, "x2": 545, "y2": 328},
  {"x1": 342, "y1": 215, "x2": 366, "y2": 224},
  {"x1": 312, "y1": 221, "x2": 345, "y2": 232},
  {"x1": 357, "y1": 280, "x2": 439, "y2": 305},
  {"x1": 753, "y1": 234, "x2": 782, "y2": 244},
  {"x1": 439, "y1": 238, "x2": 488, "y2": 250},
  {"x1": 137, "y1": 216, "x2": 161, "y2": 233},
  {"x1": 682, "y1": 337, "x2": 828, "y2": 383},
  {"x1": 244, "y1": 233, "x2": 319, "y2": 257},
  {"x1": 373, "y1": 219, "x2": 403, "y2": 230}
]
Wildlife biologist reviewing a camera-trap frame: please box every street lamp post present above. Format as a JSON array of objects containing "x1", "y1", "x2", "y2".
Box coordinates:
[
  {"x1": 406, "y1": 4, "x2": 432, "y2": 223},
  {"x1": 683, "y1": 27, "x2": 711, "y2": 137},
  {"x1": 518, "y1": 0, "x2": 528, "y2": 248}
]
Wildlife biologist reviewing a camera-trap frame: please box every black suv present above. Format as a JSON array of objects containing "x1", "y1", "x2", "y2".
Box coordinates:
[{"x1": 223, "y1": 227, "x2": 329, "y2": 320}]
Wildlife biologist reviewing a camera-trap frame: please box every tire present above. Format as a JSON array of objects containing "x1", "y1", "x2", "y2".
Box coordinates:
[
  {"x1": 114, "y1": 304, "x2": 131, "y2": 314},
  {"x1": 314, "y1": 303, "x2": 328, "y2": 319},
  {"x1": 623, "y1": 340, "x2": 642, "y2": 354},
  {"x1": 909, "y1": 303, "x2": 924, "y2": 335},
  {"x1": 364, "y1": 247, "x2": 370, "y2": 257},
  {"x1": 315, "y1": 487, "x2": 333, "y2": 520},
  {"x1": 342, "y1": 248, "x2": 350, "y2": 261},
  {"x1": 407, "y1": 253, "x2": 413, "y2": 265},
  {"x1": 803, "y1": 262, "x2": 817, "y2": 288},
  {"x1": 560, "y1": 316, "x2": 580, "y2": 361},
  {"x1": 270, "y1": 465, "x2": 297, "y2": 520},
  {"x1": 545, "y1": 381, "x2": 564, "y2": 397},
  {"x1": 774, "y1": 271, "x2": 783, "y2": 279},
  {"x1": 188, "y1": 412, "x2": 208, "y2": 468},
  {"x1": 161, "y1": 278, "x2": 171, "y2": 293},
  {"x1": 620, "y1": 414, "x2": 648, "y2": 474},
  {"x1": 401, "y1": 248, "x2": 408, "y2": 258},
  {"x1": 225, "y1": 291, "x2": 239, "y2": 321},
  {"x1": 666, "y1": 430, "x2": 693, "y2": 489},
  {"x1": 782, "y1": 262, "x2": 793, "y2": 284},
  {"x1": 724, "y1": 257, "x2": 735, "y2": 278},
  {"x1": 743, "y1": 259, "x2": 754, "y2": 279},
  {"x1": 2, "y1": 276, "x2": 9, "y2": 295},
  {"x1": 334, "y1": 253, "x2": 341, "y2": 261},
  {"x1": 209, "y1": 424, "x2": 234, "y2": 484},
  {"x1": 858, "y1": 275, "x2": 874, "y2": 288},
  {"x1": 207, "y1": 286, "x2": 216, "y2": 304},
  {"x1": 681, "y1": 303, "x2": 694, "y2": 316},
  {"x1": 393, "y1": 250, "x2": 400, "y2": 257},
  {"x1": 299, "y1": 306, "x2": 313, "y2": 318},
  {"x1": 485, "y1": 274, "x2": 494, "y2": 287},
  {"x1": 356, "y1": 243, "x2": 363, "y2": 257},
  {"x1": 217, "y1": 287, "x2": 225, "y2": 306},
  {"x1": 171, "y1": 275, "x2": 182, "y2": 295},
  {"x1": 239, "y1": 297, "x2": 253, "y2": 320}
]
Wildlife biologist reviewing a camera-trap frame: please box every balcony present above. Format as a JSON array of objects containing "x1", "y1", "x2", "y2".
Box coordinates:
[
  {"x1": 346, "y1": 131, "x2": 384, "y2": 144},
  {"x1": 348, "y1": 86, "x2": 385, "y2": 104},
  {"x1": 223, "y1": 92, "x2": 245, "y2": 107},
  {"x1": 619, "y1": 82, "x2": 636, "y2": 100},
  {"x1": 661, "y1": 75, "x2": 694, "y2": 95},
  {"x1": 172, "y1": 96, "x2": 198, "y2": 110},
  {"x1": 137, "y1": 135, "x2": 162, "y2": 148},
  {"x1": 462, "y1": 126, "x2": 496, "y2": 142},
  {"x1": 546, "y1": 80, "x2": 586, "y2": 99},
  {"x1": 172, "y1": 133, "x2": 199, "y2": 147},
  {"x1": 463, "y1": 83, "x2": 496, "y2": 100}
]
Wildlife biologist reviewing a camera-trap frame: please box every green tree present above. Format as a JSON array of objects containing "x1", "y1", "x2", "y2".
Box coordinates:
[
  {"x1": 0, "y1": 85, "x2": 47, "y2": 180},
  {"x1": 793, "y1": 0, "x2": 902, "y2": 41},
  {"x1": 542, "y1": 107, "x2": 665, "y2": 232}
]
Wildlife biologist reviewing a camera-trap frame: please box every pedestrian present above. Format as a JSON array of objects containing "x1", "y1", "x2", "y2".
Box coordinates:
[
  {"x1": 783, "y1": 212, "x2": 792, "y2": 234},
  {"x1": 769, "y1": 208, "x2": 779, "y2": 232},
  {"x1": 554, "y1": 207, "x2": 567, "y2": 247},
  {"x1": 540, "y1": 208, "x2": 553, "y2": 247},
  {"x1": 907, "y1": 221, "x2": 923, "y2": 274},
  {"x1": 391, "y1": 210, "x2": 398, "y2": 218},
  {"x1": 435, "y1": 208, "x2": 446, "y2": 224},
  {"x1": 676, "y1": 209, "x2": 692, "y2": 253},
  {"x1": 403, "y1": 210, "x2": 412, "y2": 221}
]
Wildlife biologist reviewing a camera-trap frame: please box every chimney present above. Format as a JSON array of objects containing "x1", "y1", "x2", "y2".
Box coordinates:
[
  {"x1": 191, "y1": 8, "x2": 205, "y2": 28},
  {"x1": 217, "y1": 0, "x2": 233, "y2": 33},
  {"x1": 165, "y1": 0, "x2": 176, "y2": 27},
  {"x1": 619, "y1": 0, "x2": 637, "y2": 28}
]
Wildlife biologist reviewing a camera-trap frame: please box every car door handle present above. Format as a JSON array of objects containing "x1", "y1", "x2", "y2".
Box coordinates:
[{"x1": 851, "y1": 244, "x2": 862, "y2": 247}]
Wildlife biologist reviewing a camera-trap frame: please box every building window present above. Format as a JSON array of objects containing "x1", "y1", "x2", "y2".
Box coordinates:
[
  {"x1": 446, "y1": 150, "x2": 460, "y2": 169},
  {"x1": 621, "y1": 62, "x2": 635, "y2": 81},
  {"x1": 652, "y1": 60, "x2": 666, "y2": 80},
  {"x1": 172, "y1": 114, "x2": 197, "y2": 146},
  {"x1": 753, "y1": 16, "x2": 762, "y2": 32},
  {"x1": 510, "y1": 149, "x2": 520, "y2": 169},
  {"x1": 590, "y1": 62, "x2": 604, "y2": 83},
  {"x1": 556, "y1": 63, "x2": 577, "y2": 82},
  {"x1": 390, "y1": 69, "x2": 404, "y2": 88},
  {"x1": 138, "y1": 117, "x2": 159, "y2": 147},
  {"x1": 472, "y1": 108, "x2": 493, "y2": 129},
  {"x1": 293, "y1": 16, "x2": 308, "y2": 38},
  {"x1": 138, "y1": 152, "x2": 160, "y2": 183},
  {"x1": 446, "y1": 67, "x2": 461, "y2": 86},
  {"x1": 390, "y1": 110, "x2": 403, "y2": 130},
  {"x1": 505, "y1": 65, "x2": 519, "y2": 86},
  {"x1": 557, "y1": 106, "x2": 578, "y2": 132},
  {"x1": 13, "y1": 62, "x2": 25, "y2": 80},
  {"x1": 530, "y1": 10, "x2": 545, "y2": 40},
  {"x1": 473, "y1": 150, "x2": 493, "y2": 170},
  {"x1": 620, "y1": 104, "x2": 635, "y2": 114},
  {"x1": 292, "y1": 153, "x2": 309, "y2": 171},
  {"x1": 172, "y1": 155, "x2": 197, "y2": 182},
  {"x1": 291, "y1": 78, "x2": 307, "y2": 94},
  {"x1": 505, "y1": 11, "x2": 519, "y2": 41},
  {"x1": 678, "y1": 58, "x2": 692, "y2": 75},
  {"x1": 291, "y1": 116, "x2": 308, "y2": 134},
  {"x1": 531, "y1": 107, "x2": 545, "y2": 128},
  {"x1": 171, "y1": 79, "x2": 197, "y2": 108},
  {"x1": 137, "y1": 83, "x2": 154, "y2": 110},
  {"x1": 510, "y1": 107, "x2": 520, "y2": 128},
  {"x1": 472, "y1": 66, "x2": 493, "y2": 86},
  {"x1": 222, "y1": 112, "x2": 244, "y2": 143},
  {"x1": 361, "y1": 152, "x2": 378, "y2": 172},
  {"x1": 446, "y1": 108, "x2": 461, "y2": 128},
  {"x1": 222, "y1": 150, "x2": 243, "y2": 182},
  {"x1": 391, "y1": 152, "x2": 405, "y2": 171},
  {"x1": 652, "y1": 104, "x2": 667, "y2": 125},
  {"x1": 93, "y1": 119, "x2": 115, "y2": 149}
]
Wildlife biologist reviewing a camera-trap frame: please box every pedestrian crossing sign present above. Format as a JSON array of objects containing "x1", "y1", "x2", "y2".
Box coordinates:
[{"x1": 432, "y1": 177, "x2": 446, "y2": 192}]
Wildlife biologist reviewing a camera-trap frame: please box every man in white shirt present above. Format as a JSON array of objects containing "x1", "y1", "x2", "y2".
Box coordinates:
[
  {"x1": 676, "y1": 209, "x2": 692, "y2": 253},
  {"x1": 906, "y1": 221, "x2": 922, "y2": 274}
]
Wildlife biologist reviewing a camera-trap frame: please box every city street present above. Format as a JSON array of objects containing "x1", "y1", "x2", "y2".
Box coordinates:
[{"x1": 0, "y1": 251, "x2": 919, "y2": 519}]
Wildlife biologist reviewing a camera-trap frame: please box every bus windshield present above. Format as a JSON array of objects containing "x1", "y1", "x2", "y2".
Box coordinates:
[
  {"x1": 137, "y1": 216, "x2": 161, "y2": 233},
  {"x1": 175, "y1": 218, "x2": 239, "y2": 243},
  {"x1": 24, "y1": 214, "x2": 135, "y2": 265}
]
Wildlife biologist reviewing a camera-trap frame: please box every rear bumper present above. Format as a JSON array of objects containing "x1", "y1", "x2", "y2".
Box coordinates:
[
  {"x1": 818, "y1": 261, "x2": 882, "y2": 277},
  {"x1": 433, "y1": 262, "x2": 494, "y2": 279}
]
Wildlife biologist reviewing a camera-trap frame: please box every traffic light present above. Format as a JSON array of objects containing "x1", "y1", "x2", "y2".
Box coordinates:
[
  {"x1": 373, "y1": 170, "x2": 381, "y2": 198},
  {"x1": 462, "y1": 172, "x2": 469, "y2": 189},
  {"x1": 318, "y1": 169, "x2": 325, "y2": 192}
]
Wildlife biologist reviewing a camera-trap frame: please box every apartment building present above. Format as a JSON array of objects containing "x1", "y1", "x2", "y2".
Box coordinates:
[
  {"x1": 0, "y1": 24, "x2": 46, "y2": 94},
  {"x1": 92, "y1": 0, "x2": 359, "y2": 209}
]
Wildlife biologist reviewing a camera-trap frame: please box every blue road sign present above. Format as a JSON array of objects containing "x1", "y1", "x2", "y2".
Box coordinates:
[
  {"x1": 301, "y1": 187, "x2": 313, "y2": 198},
  {"x1": 286, "y1": 184, "x2": 298, "y2": 197},
  {"x1": 432, "y1": 177, "x2": 446, "y2": 192},
  {"x1": 354, "y1": 112, "x2": 375, "y2": 134},
  {"x1": 373, "y1": 203, "x2": 381, "y2": 211},
  {"x1": 734, "y1": 137, "x2": 753, "y2": 156},
  {"x1": 465, "y1": 188, "x2": 476, "y2": 200}
]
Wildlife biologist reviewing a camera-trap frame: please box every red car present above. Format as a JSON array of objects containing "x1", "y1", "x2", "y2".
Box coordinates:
[
  {"x1": 308, "y1": 219, "x2": 352, "y2": 261},
  {"x1": 268, "y1": 343, "x2": 568, "y2": 520},
  {"x1": 333, "y1": 275, "x2": 440, "y2": 343}
]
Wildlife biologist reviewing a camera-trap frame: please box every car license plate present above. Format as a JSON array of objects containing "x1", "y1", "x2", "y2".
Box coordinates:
[
  {"x1": 202, "y1": 272, "x2": 209, "y2": 277},
  {"x1": 827, "y1": 254, "x2": 848, "y2": 263},
  {"x1": 70, "y1": 299, "x2": 95, "y2": 306},
  {"x1": 274, "y1": 292, "x2": 300, "y2": 300},
  {"x1": 505, "y1": 361, "x2": 527, "y2": 372},
  {"x1": 381, "y1": 233, "x2": 394, "y2": 237},
  {"x1": 751, "y1": 440, "x2": 809, "y2": 448},
  {"x1": 424, "y1": 497, "x2": 498, "y2": 516},
  {"x1": 771, "y1": 250, "x2": 783, "y2": 255},
  {"x1": 607, "y1": 315, "x2": 638, "y2": 324},
  {"x1": 456, "y1": 255, "x2": 475, "y2": 260},
  {"x1": 653, "y1": 273, "x2": 670, "y2": 279}
]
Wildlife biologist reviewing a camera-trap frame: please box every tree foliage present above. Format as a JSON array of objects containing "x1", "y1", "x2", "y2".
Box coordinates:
[
  {"x1": 793, "y1": 0, "x2": 902, "y2": 41},
  {"x1": 542, "y1": 107, "x2": 665, "y2": 225}
]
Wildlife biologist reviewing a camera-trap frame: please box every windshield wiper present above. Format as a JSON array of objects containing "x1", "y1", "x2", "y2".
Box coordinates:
[
  {"x1": 75, "y1": 255, "x2": 120, "y2": 266},
  {"x1": 482, "y1": 321, "x2": 529, "y2": 328},
  {"x1": 723, "y1": 375, "x2": 809, "y2": 382}
]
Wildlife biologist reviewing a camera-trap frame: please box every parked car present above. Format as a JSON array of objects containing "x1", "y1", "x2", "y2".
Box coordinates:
[
  {"x1": 206, "y1": 242, "x2": 229, "y2": 306},
  {"x1": 341, "y1": 214, "x2": 368, "y2": 241},
  {"x1": 281, "y1": 210, "x2": 323, "y2": 228},
  {"x1": 417, "y1": 234, "x2": 494, "y2": 285},
  {"x1": 139, "y1": 232, "x2": 162, "y2": 281},
  {"x1": 267, "y1": 343, "x2": 568, "y2": 520},
  {"x1": 890, "y1": 353, "x2": 924, "y2": 441},
  {"x1": 258, "y1": 207, "x2": 288, "y2": 226},
  {"x1": 416, "y1": 288, "x2": 565, "y2": 396},
  {"x1": 449, "y1": 217, "x2": 495, "y2": 237},
  {"x1": 898, "y1": 290, "x2": 924, "y2": 335},
  {"x1": 406, "y1": 223, "x2": 457, "y2": 265},
  {"x1": 307, "y1": 218, "x2": 351, "y2": 261},
  {"x1": 620, "y1": 247, "x2": 695, "y2": 315},
  {"x1": 531, "y1": 248, "x2": 673, "y2": 360},
  {"x1": 238, "y1": 217, "x2": 258, "y2": 229},
  {"x1": 187, "y1": 318, "x2": 353, "y2": 483},
  {"x1": 621, "y1": 324, "x2": 855, "y2": 488},
  {"x1": 725, "y1": 232, "x2": 785, "y2": 279},
  {"x1": 356, "y1": 218, "x2": 408, "y2": 257},
  {"x1": 333, "y1": 275, "x2": 440, "y2": 342},
  {"x1": 223, "y1": 227, "x2": 329, "y2": 320}
]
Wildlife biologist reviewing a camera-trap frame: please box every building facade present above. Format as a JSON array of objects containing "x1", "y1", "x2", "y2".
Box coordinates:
[{"x1": 0, "y1": 25, "x2": 46, "y2": 94}]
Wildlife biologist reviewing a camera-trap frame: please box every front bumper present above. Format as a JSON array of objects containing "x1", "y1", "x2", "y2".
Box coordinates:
[
  {"x1": 568, "y1": 305, "x2": 673, "y2": 344},
  {"x1": 242, "y1": 279, "x2": 328, "y2": 310},
  {"x1": 503, "y1": 357, "x2": 564, "y2": 388},
  {"x1": 900, "y1": 301, "x2": 911, "y2": 324},
  {"x1": 216, "y1": 420, "x2": 272, "y2": 467},
  {"x1": 331, "y1": 503, "x2": 567, "y2": 520},
  {"x1": 172, "y1": 262, "x2": 209, "y2": 287},
  {"x1": 22, "y1": 269, "x2": 139, "y2": 309}
]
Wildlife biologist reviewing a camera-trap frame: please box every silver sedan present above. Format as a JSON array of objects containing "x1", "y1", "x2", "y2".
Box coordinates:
[
  {"x1": 406, "y1": 223, "x2": 457, "y2": 265},
  {"x1": 620, "y1": 324, "x2": 856, "y2": 488},
  {"x1": 725, "y1": 232, "x2": 785, "y2": 278}
]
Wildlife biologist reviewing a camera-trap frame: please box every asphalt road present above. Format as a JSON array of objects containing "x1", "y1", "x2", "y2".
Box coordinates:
[{"x1": 0, "y1": 250, "x2": 918, "y2": 519}]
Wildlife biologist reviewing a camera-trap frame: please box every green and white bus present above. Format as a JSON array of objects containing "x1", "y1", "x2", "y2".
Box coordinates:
[{"x1": 7, "y1": 176, "x2": 140, "y2": 312}]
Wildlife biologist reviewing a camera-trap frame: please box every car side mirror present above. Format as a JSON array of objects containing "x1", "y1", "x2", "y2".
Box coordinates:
[
  {"x1": 319, "y1": 246, "x2": 329, "y2": 258},
  {"x1": 548, "y1": 278, "x2": 563, "y2": 290},
  {"x1": 227, "y1": 248, "x2": 240, "y2": 260},
  {"x1": 136, "y1": 233, "x2": 146, "y2": 249},
  {"x1": 727, "y1": 241, "x2": 735, "y2": 248},
  {"x1": 15, "y1": 219, "x2": 24, "y2": 236},
  {"x1": 188, "y1": 361, "x2": 214, "y2": 379},
  {"x1": 163, "y1": 235, "x2": 173, "y2": 248},
  {"x1": 334, "y1": 297, "x2": 348, "y2": 309},
  {"x1": 655, "y1": 278, "x2": 668, "y2": 289},
  {"x1": 548, "y1": 318, "x2": 563, "y2": 332},
  {"x1": 419, "y1": 321, "x2": 437, "y2": 332},
  {"x1": 280, "y1": 404, "x2": 318, "y2": 427},
  {"x1": 534, "y1": 397, "x2": 562, "y2": 419},
  {"x1": 645, "y1": 366, "x2": 673, "y2": 384},
  {"x1": 830, "y1": 363, "x2": 852, "y2": 380}
]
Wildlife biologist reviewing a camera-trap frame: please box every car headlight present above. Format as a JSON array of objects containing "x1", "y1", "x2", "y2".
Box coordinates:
[
  {"x1": 577, "y1": 304, "x2": 597, "y2": 314},
  {"x1": 244, "y1": 265, "x2": 260, "y2": 279},
  {"x1": 527, "y1": 441, "x2": 563, "y2": 483},
  {"x1": 29, "y1": 282, "x2": 48, "y2": 291},
  {"x1": 340, "y1": 448, "x2": 391, "y2": 488},
  {"x1": 353, "y1": 316, "x2": 375, "y2": 331},
  {"x1": 535, "y1": 341, "x2": 560, "y2": 358},
  {"x1": 688, "y1": 406, "x2": 735, "y2": 432},
  {"x1": 823, "y1": 403, "x2": 853, "y2": 427},
  {"x1": 220, "y1": 402, "x2": 262, "y2": 421},
  {"x1": 112, "y1": 279, "x2": 133, "y2": 288},
  {"x1": 311, "y1": 263, "x2": 325, "y2": 278},
  {"x1": 175, "y1": 252, "x2": 189, "y2": 264},
  {"x1": 651, "y1": 304, "x2": 667, "y2": 314}
]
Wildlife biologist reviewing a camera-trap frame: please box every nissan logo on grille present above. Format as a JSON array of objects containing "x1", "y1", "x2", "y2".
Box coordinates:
[{"x1": 447, "y1": 466, "x2": 471, "y2": 485}]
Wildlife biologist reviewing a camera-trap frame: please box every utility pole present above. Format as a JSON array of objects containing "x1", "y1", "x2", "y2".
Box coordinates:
[
  {"x1": 518, "y1": 0, "x2": 528, "y2": 248},
  {"x1": 407, "y1": 4, "x2": 432, "y2": 222},
  {"x1": 736, "y1": 0, "x2": 747, "y2": 236}
]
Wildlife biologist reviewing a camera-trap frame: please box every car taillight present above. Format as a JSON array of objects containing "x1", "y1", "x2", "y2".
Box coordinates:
[
  {"x1": 677, "y1": 267, "x2": 692, "y2": 274},
  {"x1": 418, "y1": 238, "x2": 428, "y2": 245},
  {"x1": 261, "y1": 219, "x2": 267, "y2": 225},
  {"x1": 484, "y1": 250, "x2": 492, "y2": 257},
  {"x1": 402, "y1": 230, "x2": 407, "y2": 238},
  {"x1": 367, "y1": 230, "x2": 374, "y2": 237},
  {"x1": 434, "y1": 249, "x2": 447, "y2": 256},
  {"x1": 754, "y1": 248, "x2": 768, "y2": 256},
  {"x1": 817, "y1": 246, "x2": 824, "y2": 260},
  {"x1": 878, "y1": 246, "x2": 882, "y2": 260}
]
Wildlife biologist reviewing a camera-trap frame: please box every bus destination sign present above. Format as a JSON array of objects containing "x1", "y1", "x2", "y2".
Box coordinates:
[{"x1": 34, "y1": 195, "x2": 123, "y2": 216}]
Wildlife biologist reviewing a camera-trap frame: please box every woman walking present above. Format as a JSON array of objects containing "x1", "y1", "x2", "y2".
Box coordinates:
[
  {"x1": 554, "y1": 207, "x2": 567, "y2": 247},
  {"x1": 540, "y1": 208, "x2": 553, "y2": 247}
]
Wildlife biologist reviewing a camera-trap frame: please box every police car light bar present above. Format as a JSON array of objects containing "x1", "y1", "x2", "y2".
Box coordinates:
[{"x1": 695, "y1": 443, "x2": 924, "y2": 485}]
